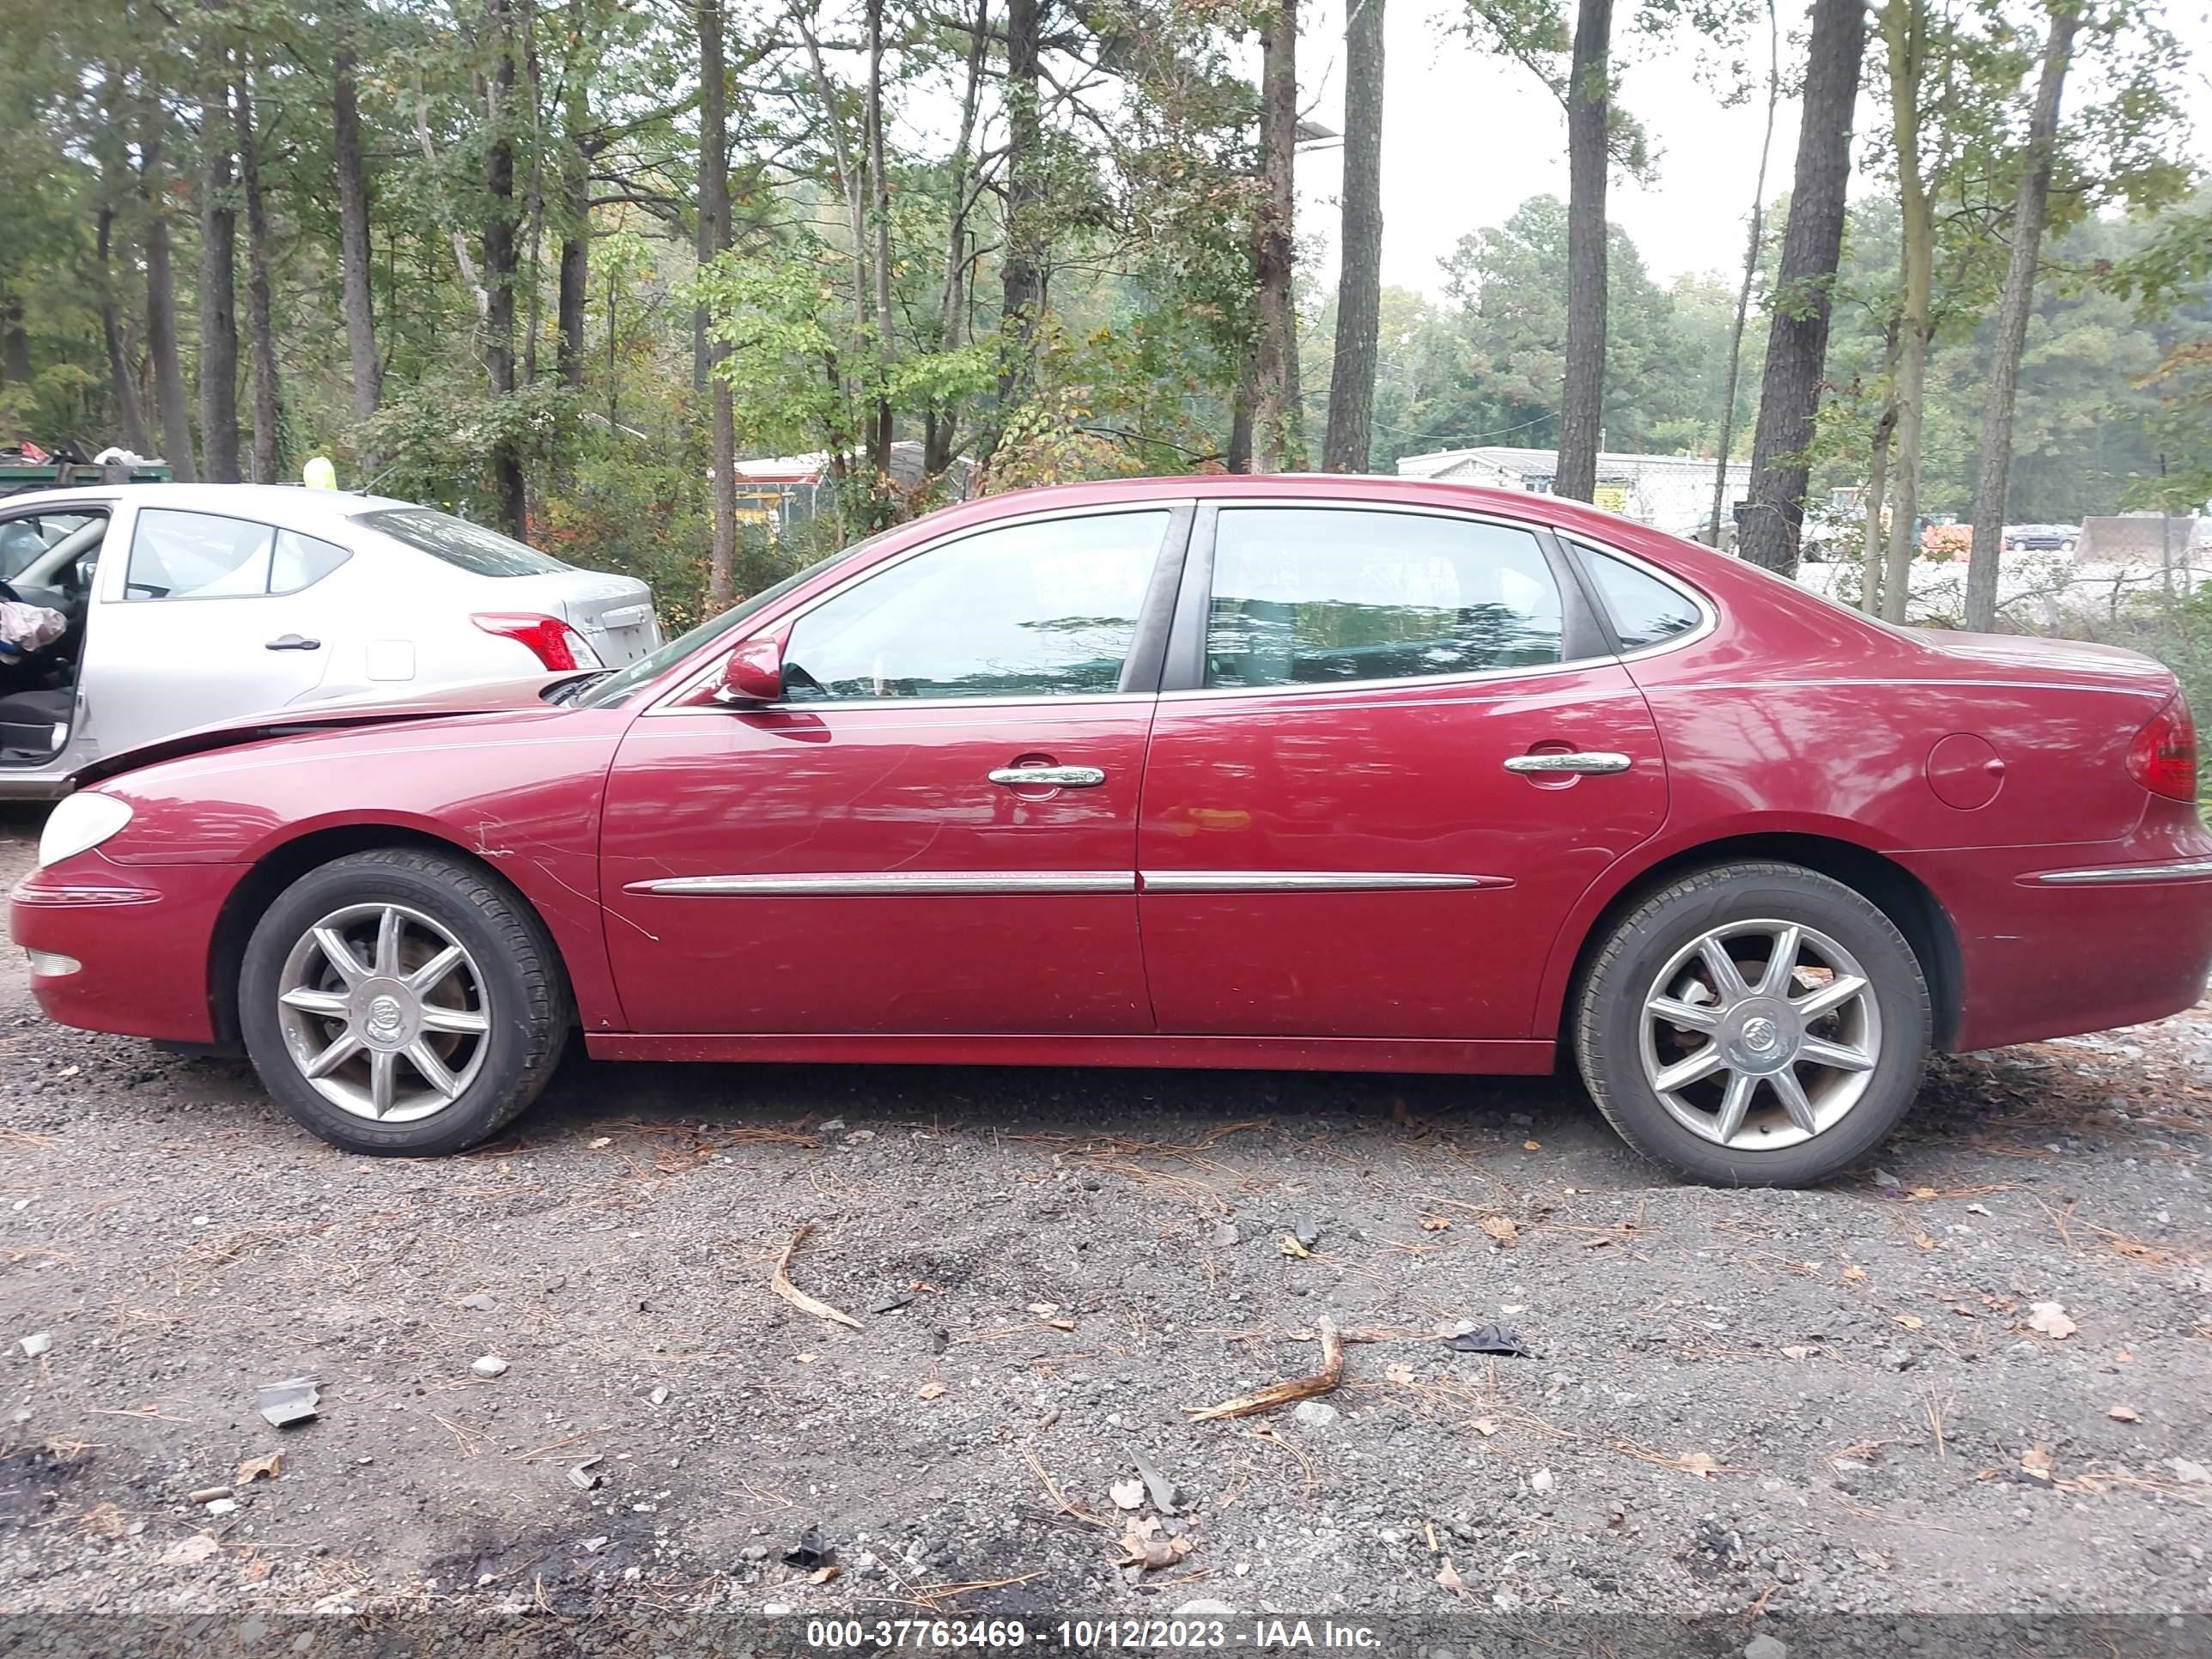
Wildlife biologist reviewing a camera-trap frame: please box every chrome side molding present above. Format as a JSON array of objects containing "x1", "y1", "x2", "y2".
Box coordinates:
[
  {"x1": 1139, "y1": 871, "x2": 1512, "y2": 893},
  {"x1": 624, "y1": 872, "x2": 1135, "y2": 897},
  {"x1": 2030, "y1": 858, "x2": 2212, "y2": 886}
]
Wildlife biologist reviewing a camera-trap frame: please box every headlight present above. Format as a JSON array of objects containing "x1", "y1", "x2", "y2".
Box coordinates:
[{"x1": 38, "y1": 792, "x2": 134, "y2": 868}]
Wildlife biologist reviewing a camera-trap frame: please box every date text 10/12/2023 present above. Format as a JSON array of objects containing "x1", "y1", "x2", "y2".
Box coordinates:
[{"x1": 802, "y1": 1619, "x2": 1384, "y2": 1650}]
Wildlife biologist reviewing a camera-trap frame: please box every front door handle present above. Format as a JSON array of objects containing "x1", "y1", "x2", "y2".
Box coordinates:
[
  {"x1": 1503, "y1": 751, "x2": 1632, "y2": 776},
  {"x1": 989, "y1": 764, "x2": 1107, "y2": 788},
  {"x1": 266, "y1": 634, "x2": 322, "y2": 651}
]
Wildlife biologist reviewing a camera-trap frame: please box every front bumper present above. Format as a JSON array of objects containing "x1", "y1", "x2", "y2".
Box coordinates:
[{"x1": 11, "y1": 854, "x2": 243, "y2": 1043}]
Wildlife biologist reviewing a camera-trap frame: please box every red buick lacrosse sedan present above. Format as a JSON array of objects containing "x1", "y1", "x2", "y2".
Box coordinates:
[{"x1": 14, "y1": 475, "x2": 2209, "y2": 1184}]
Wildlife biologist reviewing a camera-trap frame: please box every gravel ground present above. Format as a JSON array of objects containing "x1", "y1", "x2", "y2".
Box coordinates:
[{"x1": 3, "y1": 814, "x2": 2210, "y2": 1634}]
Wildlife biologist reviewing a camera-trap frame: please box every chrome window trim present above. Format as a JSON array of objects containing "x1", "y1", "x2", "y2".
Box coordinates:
[
  {"x1": 1139, "y1": 870, "x2": 1513, "y2": 893},
  {"x1": 2030, "y1": 858, "x2": 2212, "y2": 886},
  {"x1": 624, "y1": 871, "x2": 1136, "y2": 897},
  {"x1": 644, "y1": 499, "x2": 1196, "y2": 716}
]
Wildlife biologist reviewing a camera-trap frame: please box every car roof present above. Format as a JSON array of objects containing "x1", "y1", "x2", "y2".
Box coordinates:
[{"x1": 2, "y1": 483, "x2": 416, "y2": 527}]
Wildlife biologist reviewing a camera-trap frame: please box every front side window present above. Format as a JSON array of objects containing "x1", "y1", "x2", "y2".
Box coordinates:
[
  {"x1": 355, "y1": 507, "x2": 569, "y2": 576},
  {"x1": 125, "y1": 510, "x2": 276, "y2": 600},
  {"x1": 1205, "y1": 508, "x2": 1565, "y2": 689},
  {"x1": 781, "y1": 511, "x2": 1168, "y2": 702},
  {"x1": 1577, "y1": 544, "x2": 1702, "y2": 650},
  {"x1": 0, "y1": 511, "x2": 100, "y2": 580}
]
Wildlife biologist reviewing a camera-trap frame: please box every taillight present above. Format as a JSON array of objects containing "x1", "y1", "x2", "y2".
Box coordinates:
[
  {"x1": 471, "y1": 612, "x2": 603, "y2": 671},
  {"x1": 2127, "y1": 691, "x2": 2198, "y2": 804}
]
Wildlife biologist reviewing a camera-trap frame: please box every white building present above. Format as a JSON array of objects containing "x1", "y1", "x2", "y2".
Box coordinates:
[{"x1": 1396, "y1": 445, "x2": 1750, "y2": 541}]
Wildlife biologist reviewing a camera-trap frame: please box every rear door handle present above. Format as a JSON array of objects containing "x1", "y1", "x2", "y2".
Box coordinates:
[
  {"x1": 266, "y1": 634, "x2": 321, "y2": 651},
  {"x1": 1503, "y1": 751, "x2": 1632, "y2": 775},
  {"x1": 989, "y1": 765, "x2": 1106, "y2": 788}
]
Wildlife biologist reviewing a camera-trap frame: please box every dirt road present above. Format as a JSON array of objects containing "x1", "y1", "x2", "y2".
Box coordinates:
[{"x1": 3, "y1": 816, "x2": 2209, "y2": 1634}]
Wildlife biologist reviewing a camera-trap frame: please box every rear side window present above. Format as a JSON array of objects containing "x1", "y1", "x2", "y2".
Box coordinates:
[
  {"x1": 1577, "y1": 545, "x2": 1703, "y2": 650},
  {"x1": 126, "y1": 510, "x2": 276, "y2": 600},
  {"x1": 356, "y1": 507, "x2": 569, "y2": 576},
  {"x1": 1205, "y1": 507, "x2": 1565, "y2": 689}
]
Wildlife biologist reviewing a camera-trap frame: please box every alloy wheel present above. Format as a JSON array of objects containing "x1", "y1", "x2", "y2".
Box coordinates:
[
  {"x1": 1637, "y1": 918, "x2": 1882, "y2": 1151},
  {"x1": 274, "y1": 902, "x2": 492, "y2": 1122}
]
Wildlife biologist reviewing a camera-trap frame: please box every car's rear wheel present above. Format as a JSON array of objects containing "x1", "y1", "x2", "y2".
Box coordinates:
[
  {"x1": 239, "y1": 848, "x2": 567, "y2": 1154},
  {"x1": 1573, "y1": 861, "x2": 1930, "y2": 1186}
]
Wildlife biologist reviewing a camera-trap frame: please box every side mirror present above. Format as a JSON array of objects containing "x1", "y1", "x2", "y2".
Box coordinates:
[{"x1": 716, "y1": 632, "x2": 787, "y2": 704}]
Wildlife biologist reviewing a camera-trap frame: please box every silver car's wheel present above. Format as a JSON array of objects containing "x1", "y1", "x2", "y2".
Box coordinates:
[
  {"x1": 275, "y1": 902, "x2": 492, "y2": 1122},
  {"x1": 1638, "y1": 919, "x2": 1881, "y2": 1151}
]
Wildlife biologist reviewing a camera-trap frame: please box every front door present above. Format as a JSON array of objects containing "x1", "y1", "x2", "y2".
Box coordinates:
[
  {"x1": 600, "y1": 505, "x2": 1188, "y2": 1036},
  {"x1": 1136, "y1": 502, "x2": 1668, "y2": 1040},
  {"x1": 82, "y1": 506, "x2": 346, "y2": 755}
]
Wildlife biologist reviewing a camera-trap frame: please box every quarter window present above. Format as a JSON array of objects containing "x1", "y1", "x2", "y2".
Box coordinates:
[
  {"x1": 1578, "y1": 545, "x2": 1702, "y2": 650},
  {"x1": 781, "y1": 510, "x2": 1169, "y2": 701},
  {"x1": 270, "y1": 528, "x2": 353, "y2": 594},
  {"x1": 1205, "y1": 508, "x2": 1565, "y2": 688}
]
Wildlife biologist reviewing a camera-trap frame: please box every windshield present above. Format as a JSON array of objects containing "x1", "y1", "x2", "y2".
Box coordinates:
[
  {"x1": 570, "y1": 529, "x2": 893, "y2": 709},
  {"x1": 355, "y1": 507, "x2": 571, "y2": 576}
]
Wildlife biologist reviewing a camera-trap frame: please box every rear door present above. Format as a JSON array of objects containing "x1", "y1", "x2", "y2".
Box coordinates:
[
  {"x1": 80, "y1": 506, "x2": 349, "y2": 754},
  {"x1": 1134, "y1": 501, "x2": 1669, "y2": 1041},
  {"x1": 599, "y1": 504, "x2": 1189, "y2": 1036}
]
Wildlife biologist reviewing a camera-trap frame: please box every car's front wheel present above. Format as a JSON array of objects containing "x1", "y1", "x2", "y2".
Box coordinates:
[
  {"x1": 1574, "y1": 861, "x2": 1931, "y2": 1186},
  {"x1": 239, "y1": 848, "x2": 567, "y2": 1154}
]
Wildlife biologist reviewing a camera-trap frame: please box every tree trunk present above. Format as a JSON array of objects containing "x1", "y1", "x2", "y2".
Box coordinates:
[
  {"x1": 198, "y1": 88, "x2": 243, "y2": 484},
  {"x1": 924, "y1": 0, "x2": 989, "y2": 478},
  {"x1": 1739, "y1": 0, "x2": 1867, "y2": 573},
  {"x1": 1706, "y1": 0, "x2": 1778, "y2": 546},
  {"x1": 0, "y1": 301, "x2": 29, "y2": 392},
  {"x1": 1964, "y1": 4, "x2": 2078, "y2": 632},
  {"x1": 484, "y1": 0, "x2": 527, "y2": 536},
  {"x1": 1879, "y1": 0, "x2": 1929, "y2": 624},
  {"x1": 95, "y1": 205, "x2": 152, "y2": 455},
  {"x1": 866, "y1": 0, "x2": 896, "y2": 473},
  {"x1": 333, "y1": 46, "x2": 381, "y2": 423},
  {"x1": 139, "y1": 118, "x2": 198, "y2": 482},
  {"x1": 234, "y1": 75, "x2": 283, "y2": 482},
  {"x1": 1322, "y1": 0, "x2": 1384, "y2": 473},
  {"x1": 1860, "y1": 403, "x2": 1893, "y2": 617},
  {"x1": 1227, "y1": 360, "x2": 1255, "y2": 472},
  {"x1": 556, "y1": 0, "x2": 591, "y2": 392},
  {"x1": 998, "y1": 0, "x2": 1044, "y2": 409},
  {"x1": 1252, "y1": 0, "x2": 1303, "y2": 473},
  {"x1": 699, "y1": 0, "x2": 736, "y2": 603},
  {"x1": 1555, "y1": 0, "x2": 1612, "y2": 502}
]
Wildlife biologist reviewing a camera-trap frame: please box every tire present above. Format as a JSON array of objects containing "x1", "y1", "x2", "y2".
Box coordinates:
[
  {"x1": 239, "y1": 848, "x2": 568, "y2": 1155},
  {"x1": 1572, "y1": 860, "x2": 1931, "y2": 1187}
]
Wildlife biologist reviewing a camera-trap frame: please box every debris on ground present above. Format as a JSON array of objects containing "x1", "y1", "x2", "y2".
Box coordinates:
[
  {"x1": 568, "y1": 1455, "x2": 605, "y2": 1492},
  {"x1": 1115, "y1": 1513, "x2": 1195, "y2": 1572},
  {"x1": 1187, "y1": 1317, "x2": 1343, "y2": 1421},
  {"x1": 1278, "y1": 1234, "x2": 1310, "y2": 1259},
  {"x1": 1129, "y1": 1446, "x2": 1181, "y2": 1513},
  {"x1": 2026, "y1": 1302, "x2": 2078, "y2": 1340},
  {"x1": 1109, "y1": 1477, "x2": 1146, "y2": 1510},
  {"x1": 1529, "y1": 1468, "x2": 1555, "y2": 1495},
  {"x1": 471, "y1": 1355, "x2": 510, "y2": 1378},
  {"x1": 234, "y1": 1453, "x2": 283, "y2": 1484},
  {"x1": 1437, "y1": 1558, "x2": 1468, "y2": 1596},
  {"x1": 256, "y1": 1376, "x2": 319, "y2": 1429},
  {"x1": 19, "y1": 1332, "x2": 52, "y2": 1358},
  {"x1": 459, "y1": 1293, "x2": 496, "y2": 1312},
  {"x1": 1292, "y1": 1400, "x2": 1340, "y2": 1429},
  {"x1": 1443, "y1": 1322, "x2": 1533, "y2": 1358},
  {"x1": 770, "y1": 1224, "x2": 863, "y2": 1331},
  {"x1": 188, "y1": 1486, "x2": 233, "y2": 1505},
  {"x1": 781, "y1": 1525, "x2": 832, "y2": 1570}
]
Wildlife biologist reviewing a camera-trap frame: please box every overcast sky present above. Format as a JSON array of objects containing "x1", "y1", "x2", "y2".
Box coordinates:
[{"x1": 1291, "y1": 0, "x2": 2212, "y2": 300}]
